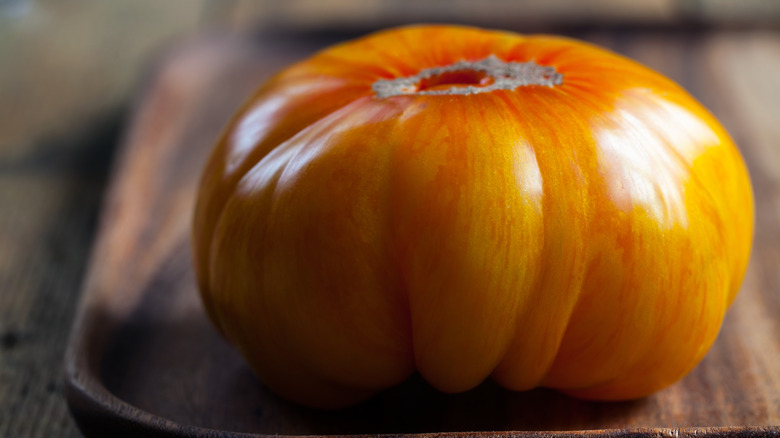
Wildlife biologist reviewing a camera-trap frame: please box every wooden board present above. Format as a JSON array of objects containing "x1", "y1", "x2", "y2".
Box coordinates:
[{"x1": 63, "y1": 32, "x2": 780, "y2": 437}]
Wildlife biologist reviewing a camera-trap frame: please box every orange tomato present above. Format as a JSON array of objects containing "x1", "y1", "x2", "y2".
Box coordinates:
[{"x1": 192, "y1": 25, "x2": 753, "y2": 409}]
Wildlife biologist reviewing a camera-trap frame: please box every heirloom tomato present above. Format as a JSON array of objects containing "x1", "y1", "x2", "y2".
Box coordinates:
[{"x1": 192, "y1": 25, "x2": 753, "y2": 409}]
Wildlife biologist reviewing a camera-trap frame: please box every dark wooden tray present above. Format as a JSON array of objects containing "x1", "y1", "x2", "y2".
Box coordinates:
[{"x1": 64, "y1": 32, "x2": 780, "y2": 437}]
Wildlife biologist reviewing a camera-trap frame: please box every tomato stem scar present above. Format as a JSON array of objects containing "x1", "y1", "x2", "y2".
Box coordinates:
[{"x1": 372, "y1": 55, "x2": 563, "y2": 98}]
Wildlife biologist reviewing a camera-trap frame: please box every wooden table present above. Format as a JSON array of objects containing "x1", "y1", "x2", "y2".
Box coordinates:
[{"x1": 2, "y1": 3, "x2": 780, "y2": 437}]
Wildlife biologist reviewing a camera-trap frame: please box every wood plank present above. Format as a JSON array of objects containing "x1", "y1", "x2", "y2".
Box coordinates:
[{"x1": 0, "y1": 113, "x2": 123, "y2": 437}]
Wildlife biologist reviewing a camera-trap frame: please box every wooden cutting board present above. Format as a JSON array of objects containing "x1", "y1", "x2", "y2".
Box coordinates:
[{"x1": 63, "y1": 32, "x2": 780, "y2": 437}]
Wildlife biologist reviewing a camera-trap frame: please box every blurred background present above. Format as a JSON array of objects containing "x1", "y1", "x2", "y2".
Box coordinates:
[{"x1": 1, "y1": 0, "x2": 779, "y2": 436}]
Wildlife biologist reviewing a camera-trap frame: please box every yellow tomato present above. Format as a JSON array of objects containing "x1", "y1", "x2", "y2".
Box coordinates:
[{"x1": 192, "y1": 25, "x2": 754, "y2": 409}]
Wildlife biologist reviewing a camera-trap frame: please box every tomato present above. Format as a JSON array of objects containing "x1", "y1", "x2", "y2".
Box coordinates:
[{"x1": 192, "y1": 25, "x2": 754, "y2": 409}]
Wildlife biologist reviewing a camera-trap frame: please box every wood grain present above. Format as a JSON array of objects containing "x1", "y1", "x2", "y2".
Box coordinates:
[
  {"x1": 0, "y1": 110, "x2": 123, "y2": 437},
  {"x1": 63, "y1": 31, "x2": 780, "y2": 437}
]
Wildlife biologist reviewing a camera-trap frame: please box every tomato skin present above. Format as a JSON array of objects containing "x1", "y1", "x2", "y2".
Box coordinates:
[{"x1": 192, "y1": 25, "x2": 754, "y2": 408}]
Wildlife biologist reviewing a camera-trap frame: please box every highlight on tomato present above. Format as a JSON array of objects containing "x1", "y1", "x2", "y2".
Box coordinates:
[{"x1": 192, "y1": 25, "x2": 754, "y2": 409}]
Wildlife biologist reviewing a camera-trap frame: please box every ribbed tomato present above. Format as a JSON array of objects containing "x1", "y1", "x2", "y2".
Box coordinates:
[{"x1": 192, "y1": 25, "x2": 754, "y2": 409}]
